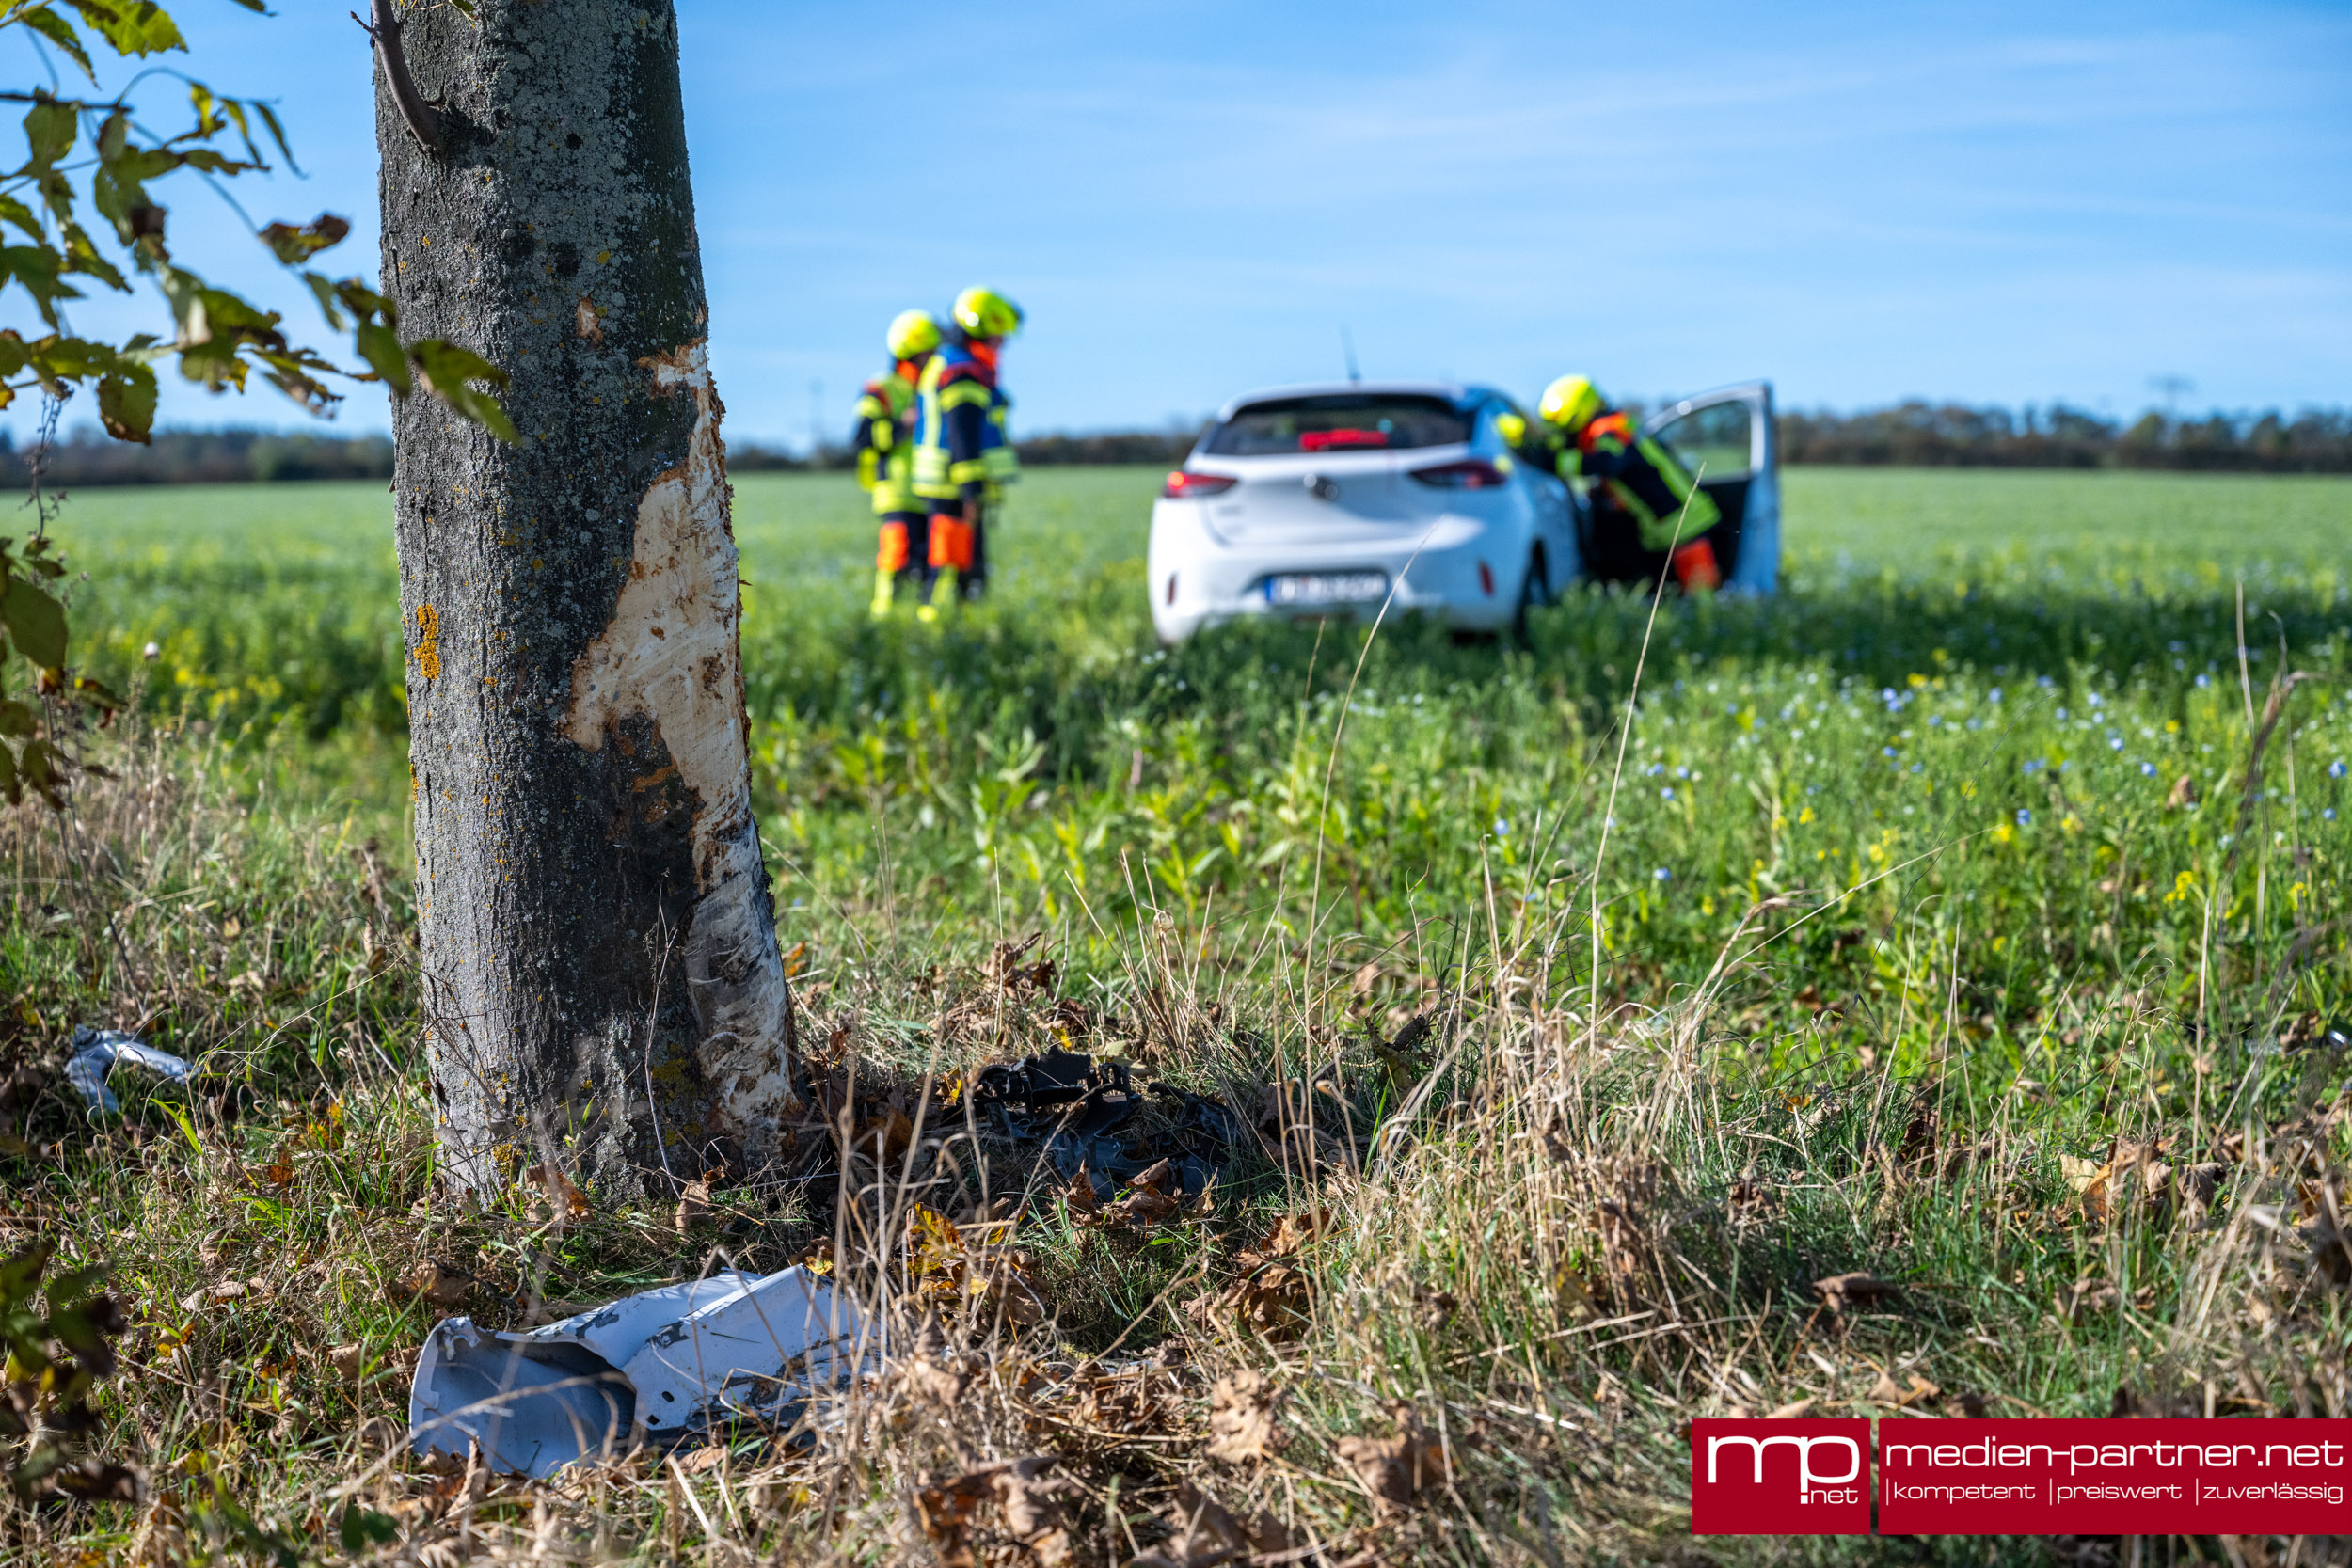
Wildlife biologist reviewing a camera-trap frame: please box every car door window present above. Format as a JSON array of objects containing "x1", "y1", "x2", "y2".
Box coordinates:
[{"x1": 1650, "y1": 400, "x2": 1752, "y2": 482}]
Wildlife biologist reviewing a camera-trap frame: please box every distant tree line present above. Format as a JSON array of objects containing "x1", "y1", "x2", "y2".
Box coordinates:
[
  {"x1": 7, "y1": 404, "x2": 2347, "y2": 483},
  {"x1": 0, "y1": 425, "x2": 396, "y2": 486},
  {"x1": 1776, "y1": 404, "x2": 2352, "y2": 472}
]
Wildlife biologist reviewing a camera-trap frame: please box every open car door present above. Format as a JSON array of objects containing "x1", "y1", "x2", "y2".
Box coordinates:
[{"x1": 1641, "y1": 381, "x2": 1778, "y2": 594}]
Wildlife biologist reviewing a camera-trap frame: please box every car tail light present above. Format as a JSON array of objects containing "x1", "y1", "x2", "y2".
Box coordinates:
[
  {"x1": 1478, "y1": 561, "x2": 1495, "y2": 596},
  {"x1": 1409, "y1": 459, "x2": 1507, "y2": 489},
  {"x1": 1162, "y1": 470, "x2": 1236, "y2": 499},
  {"x1": 1166, "y1": 572, "x2": 1178, "y2": 606}
]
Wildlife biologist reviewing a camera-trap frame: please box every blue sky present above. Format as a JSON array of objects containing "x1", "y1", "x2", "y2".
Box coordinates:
[{"x1": 10, "y1": 0, "x2": 2350, "y2": 445}]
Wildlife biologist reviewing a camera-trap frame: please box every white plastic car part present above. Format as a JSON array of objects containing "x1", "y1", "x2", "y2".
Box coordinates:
[{"x1": 407, "y1": 1265, "x2": 865, "y2": 1477}]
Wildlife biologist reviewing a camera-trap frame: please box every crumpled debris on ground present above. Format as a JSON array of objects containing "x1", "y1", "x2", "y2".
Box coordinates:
[
  {"x1": 63, "y1": 1026, "x2": 194, "y2": 1114},
  {"x1": 973, "y1": 1046, "x2": 1241, "y2": 1200},
  {"x1": 408, "y1": 1264, "x2": 866, "y2": 1478}
]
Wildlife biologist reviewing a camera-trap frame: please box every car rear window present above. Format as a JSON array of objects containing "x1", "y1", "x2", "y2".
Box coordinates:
[{"x1": 1202, "y1": 394, "x2": 1471, "y2": 456}]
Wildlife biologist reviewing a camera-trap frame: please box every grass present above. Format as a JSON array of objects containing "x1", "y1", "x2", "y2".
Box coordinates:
[{"x1": 3, "y1": 465, "x2": 2351, "y2": 1562}]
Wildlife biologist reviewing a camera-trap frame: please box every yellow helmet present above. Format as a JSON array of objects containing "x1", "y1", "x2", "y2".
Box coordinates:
[
  {"x1": 886, "y1": 309, "x2": 941, "y2": 362},
  {"x1": 953, "y1": 286, "x2": 1024, "y2": 341},
  {"x1": 1539, "y1": 374, "x2": 1605, "y2": 433}
]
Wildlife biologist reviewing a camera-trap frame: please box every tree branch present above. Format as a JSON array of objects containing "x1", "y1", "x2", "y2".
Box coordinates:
[{"x1": 355, "y1": 0, "x2": 438, "y2": 153}]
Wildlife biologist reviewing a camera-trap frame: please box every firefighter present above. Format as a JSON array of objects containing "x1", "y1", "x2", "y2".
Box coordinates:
[
  {"x1": 1530, "y1": 375, "x2": 1724, "y2": 592},
  {"x1": 911, "y1": 286, "x2": 1023, "y2": 615},
  {"x1": 855, "y1": 309, "x2": 941, "y2": 617}
]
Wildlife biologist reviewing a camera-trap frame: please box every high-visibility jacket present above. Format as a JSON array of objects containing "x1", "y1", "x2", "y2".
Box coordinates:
[
  {"x1": 851, "y1": 364, "x2": 920, "y2": 515},
  {"x1": 1560, "y1": 411, "x2": 1719, "y2": 552},
  {"x1": 913, "y1": 340, "x2": 1017, "y2": 501}
]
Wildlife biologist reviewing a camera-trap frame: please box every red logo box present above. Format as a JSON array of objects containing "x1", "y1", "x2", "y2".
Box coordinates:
[
  {"x1": 1879, "y1": 1418, "x2": 2352, "y2": 1535},
  {"x1": 1692, "y1": 1418, "x2": 1873, "y2": 1534}
]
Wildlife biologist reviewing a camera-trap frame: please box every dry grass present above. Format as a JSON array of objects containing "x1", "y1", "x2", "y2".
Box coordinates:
[{"x1": 3, "y1": 707, "x2": 2349, "y2": 1567}]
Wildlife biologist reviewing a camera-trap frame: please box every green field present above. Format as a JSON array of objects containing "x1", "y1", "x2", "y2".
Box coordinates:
[{"x1": 8, "y1": 466, "x2": 2352, "y2": 1560}]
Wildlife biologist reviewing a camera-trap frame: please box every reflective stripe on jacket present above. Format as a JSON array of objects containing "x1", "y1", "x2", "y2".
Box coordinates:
[
  {"x1": 852, "y1": 368, "x2": 920, "y2": 515},
  {"x1": 1560, "y1": 411, "x2": 1720, "y2": 552},
  {"x1": 914, "y1": 341, "x2": 1016, "y2": 499}
]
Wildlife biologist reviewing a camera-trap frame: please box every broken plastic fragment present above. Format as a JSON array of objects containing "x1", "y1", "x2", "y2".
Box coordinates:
[
  {"x1": 64, "y1": 1027, "x2": 193, "y2": 1115},
  {"x1": 407, "y1": 1265, "x2": 865, "y2": 1477}
]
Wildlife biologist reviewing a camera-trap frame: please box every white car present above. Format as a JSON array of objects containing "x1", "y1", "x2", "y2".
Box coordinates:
[{"x1": 1147, "y1": 379, "x2": 1779, "y2": 643}]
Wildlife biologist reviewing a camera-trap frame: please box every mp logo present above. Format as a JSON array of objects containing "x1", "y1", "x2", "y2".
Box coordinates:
[{"x1": 1691, "y1": 1419, "x2": 1873, "y2": 1534}]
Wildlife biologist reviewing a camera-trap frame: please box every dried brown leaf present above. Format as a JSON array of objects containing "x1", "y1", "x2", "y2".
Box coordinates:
[
  {"x1": 674, "y1": 1179, "x2": 711, "y2": 1234},
  {"x1": 1334, "y1": 1403, "x2": 1449, "y2": 1512},
  {"x1": 1203, "y1": 1369, "x2": 1285, "y2": 1463},
  {"x1": 1263, "y1": 1206, "x2": 1334, "y2": 1258},
  {"x1": 398, "y1": 1260, "x2": 474, "y2": 1310},
  {"x1": 1812, "y1": 1272, "x2": 1899, "y2": 1312},
  {"x1": 1127, "y1": 1482, "x2": 1294, "y2": 1568}
]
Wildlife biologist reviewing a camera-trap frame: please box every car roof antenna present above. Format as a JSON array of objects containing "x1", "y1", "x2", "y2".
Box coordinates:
[{"x1": 1341, "y1": 325, "x2": 1360, "y2": 384}]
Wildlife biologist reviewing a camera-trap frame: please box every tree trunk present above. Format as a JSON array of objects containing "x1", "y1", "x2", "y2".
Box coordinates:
[{"x1": 374, "y1": 0, "x2": 795, "y2": 1202}]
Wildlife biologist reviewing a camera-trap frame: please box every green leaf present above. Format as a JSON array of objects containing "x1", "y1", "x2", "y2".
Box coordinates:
[
  {"x1": 5, "y1": 249, "x2": 85, "y2": 329},
  {"x1": 18, "y1": 6, "x2": 96, "y2": 82},
  {"x1": 300, "y1": 269, "x2": 343, "y2": 329},
  {"x1": 0, "y1": 740, "x2": 18, "y2": 806},
  {"x1": 97, "y1": 360, "x2": 154, "y2": 440},
  {"x1": 0, "y1": 328, "x2": 29, "y2": 379},
  {"x1": 410, "y1": 337, "x2": 516, "y2": 441},
  {"x1": 1, "y1": 574, "x2": 67, "y2": 669},
  {"x1": 72, "y1": 673, "x2": 121, "y2": 709},
  {"x1": 0, "y1": 195, "x2": 41, "y2": 241},
  {"x1": 352, "y1": 320, "x2": 409, "y2": 394},
  {"x1": 59, "y1": 0, "x2": 184, "y2": 56},
  {"x1": 27, "y1": 333, "x2": 116, "y2": 385},
  {"x1": 61, "y1": 223, "x2": 127, "y2": 291},
  {"x1": 20, "y1": 99, "x2": 75, "y2": 168},
  {"x1": 257, "y1": 213, "x2": 348, "y2": 265},
  {"x1": 251, "y1": 101, "x2": 297, "y2": 174},
  {"x1": 0, "y1": 700, "x2": 33, "y2": 737},
  {"x1": 332, "y1": 277, "x2": 395, "y2": 328},
  {"x1": 17, "y1": 737, "x2": 61, "y2": 804},
  {"x1": 339, "y1": 1507, "x2": 398, "y2": 1551}
]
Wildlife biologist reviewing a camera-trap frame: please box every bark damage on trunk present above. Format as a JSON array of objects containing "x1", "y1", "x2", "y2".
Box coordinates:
[{"x1": 375, "y1": 1, "x2": 795, "y2": 1203}]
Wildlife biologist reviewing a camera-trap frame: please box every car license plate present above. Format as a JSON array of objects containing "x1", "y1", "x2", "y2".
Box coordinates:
[{"x1": 1263, "y1": 571, "x2": 1388, "y2": 607}]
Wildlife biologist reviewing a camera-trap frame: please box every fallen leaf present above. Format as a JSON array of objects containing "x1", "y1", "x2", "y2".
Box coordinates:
[
  {"x1": 1812, "y1": 1273, "x2": 1899, "y2": 1312},
  {"x1": 1263, "y1": 1207, "x2": 1334, "y2": 1258},
  {"x1": 1203, "y1": 1369, "x2": 1285, "y2": 1463},
  {"x1": 905, "y1": 1354, "x2": 975, "y2": 1405},
  {"x1": 1086, "y1": 1159, "x2": 1182, "y2": 1229},
  {"x1": 327, "y1": 1343, "x2": 367, "y2": 1384},
  {"x1": 524, "y1": 1163, "x2": 590, "y2": 1221},
  {"x1": 915, "y1": 1455, "x2": 1070, "y2": 1568},
  {"x1": 675, "y1": 1446, "x2": 728, "y2": 1474},
  {"x1": 178, "y1": 1278, "x2": 272, "y2": 1313},
  {"x1": 993, "y1": 1455, "x2": 1073, "y2": 1563},
  {"x1": 1334, "y1": 1403, "x2": 1449, "y2": 1512},
  {"x1": 1127, "y1": 1482, "x2": 1295, "y2": 1568},
  {"x1": 398, "y1": 1260, "x2": 474, "y2": 1310},
  {"x1": 674, "y1": 1179, "x2": 711, "y2": 1234},
  {"x1": 1766, "y1": 1397, "x2": 1815, "y2": 1419}
]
